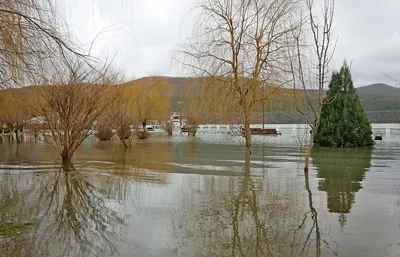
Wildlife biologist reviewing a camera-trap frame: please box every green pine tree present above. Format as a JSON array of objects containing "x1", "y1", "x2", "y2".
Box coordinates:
[{"x1": 314, "y1": 62, "x2": 374, "y2": 147}]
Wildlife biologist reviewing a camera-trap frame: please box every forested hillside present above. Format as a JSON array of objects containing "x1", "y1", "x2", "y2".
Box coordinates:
[{"x1": 159, "y1": 77, "x2": 400, "y2": 124}]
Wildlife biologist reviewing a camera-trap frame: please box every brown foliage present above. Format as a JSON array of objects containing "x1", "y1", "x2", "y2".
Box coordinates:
[
  {"x1": 122, "y1": 76, "x2": 173, "y2": 129},
  {"x1": 95, "y1": 126, "x2": 115, "y2": 141},
  {"x1": 97, "y1": 85, "x2": 136, "y2": 147},
  {"x1": 34, "y1": 60, "x2": 119, "y2": 167},
  {"x1": 136, "y1": 131, "x2": 150, "y2": 140},
  {"x1": 180, "y1": 77, "x2": 236, "y2": 136},
  {"x1": 0, "y1": 89, "x2": 30, "y2": 143}
]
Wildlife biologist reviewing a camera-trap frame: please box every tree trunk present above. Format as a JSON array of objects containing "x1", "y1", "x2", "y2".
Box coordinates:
[
  {"x1": 61, "y1": 150, "x2": 74, "y2": 171},
  {"x1": 304, "y1": 104, "x2": 323, "y2": 172},
  {"x1": 189, "y1": 125, "x2": 197, "y2": 137},
  {"x1": 142, "y1": 121, "x2": 147, "y2": 132},
  {"x1": 304, "y1": 128, "x2": 314, "y2": 173},
  {"x1": 121, "y1": 139, "x2": 129, "y2": 148},
  {"x1": 14, "y1": 129, "x2": 20, "y2": 144},
  {"x1": 243, "y1": 107, "x2": 252, "y2": 155}
]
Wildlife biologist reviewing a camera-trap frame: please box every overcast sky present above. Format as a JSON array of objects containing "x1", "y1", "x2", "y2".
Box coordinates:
[{"x1": 60, "y1": 0, "x2": 400, "y2": 87}]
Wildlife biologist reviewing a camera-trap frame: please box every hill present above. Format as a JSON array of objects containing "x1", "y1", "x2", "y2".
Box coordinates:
[
  {"x1": 356, "y1": 83, "x2": 400, "y2": 95},
  {"x1": 155, "y1": 78, "x2": 400, "y2": 123},
  {"x1": 118, "y1": 78, "x2": 400, "y2": 123}
]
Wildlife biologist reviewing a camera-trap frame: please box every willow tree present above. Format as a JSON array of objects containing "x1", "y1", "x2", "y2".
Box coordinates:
[
  {"x1": 37, "y1": 59, "x2": 119, "y2": 170},
  {"x1": 125, "y1": 77, "x2": 172, "y2": 135},
  {"x1": 180, "y1": 77, "x2": 233, "y2": 136},
  {"x1": 179, "y1": 0, "x2": 298, "y2": 154},
  {"x1": 0, "y1": 0, "x2": 90, "y2": 89},
  {"x1": 99, "y1": 85, "x2": 136, "y2": 148}
]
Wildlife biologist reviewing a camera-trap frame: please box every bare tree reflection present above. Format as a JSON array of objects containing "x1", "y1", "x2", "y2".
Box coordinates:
[
  {"x1": 296, "y1": 172, "x2": 323, "y2": 257},
  {"x1": 172, "y1": 151, "x2": 314, "y2": 256},
  {"x1": 0, "y1": 170, "x2": 127, "y2": 257}
]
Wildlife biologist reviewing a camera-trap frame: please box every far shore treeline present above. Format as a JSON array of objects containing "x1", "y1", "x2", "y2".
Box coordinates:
[{"x1": 1, "y1": 76, "x2": 398, "y2": 125}]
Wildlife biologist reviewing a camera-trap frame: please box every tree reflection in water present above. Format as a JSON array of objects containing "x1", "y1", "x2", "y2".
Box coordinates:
[
  {"x1": 171, "y1": 151, "x2": 337, "y2": 257},
  {"x1": 312, "y1": 148, "x2": 372, "y2": 228},
  {"x1": 0, "y1": 169, "x2": 128, "y2": 257}
]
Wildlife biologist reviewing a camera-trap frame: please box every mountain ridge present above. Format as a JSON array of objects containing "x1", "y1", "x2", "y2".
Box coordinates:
[{"x1": 356, "y1": 83, "x2": 400, "y2": 95}]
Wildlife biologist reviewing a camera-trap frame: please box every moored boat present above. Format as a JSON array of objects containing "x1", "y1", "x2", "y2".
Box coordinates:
[
  {"x1": 241, "y1": 127, "x2": 282, "y2": 136},
  {"x1": 375, "y1": 131, "x2": 383, "y2": 140}
]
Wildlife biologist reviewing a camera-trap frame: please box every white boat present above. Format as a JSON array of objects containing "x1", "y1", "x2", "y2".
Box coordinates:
[{"x1": 145, "y1": 120, "x2": 165, "y2": 134}]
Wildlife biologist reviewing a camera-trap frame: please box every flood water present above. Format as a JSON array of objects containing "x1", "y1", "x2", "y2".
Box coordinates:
[{"x1": 0, "y1": 129, "x2": 399, "y2": 257}]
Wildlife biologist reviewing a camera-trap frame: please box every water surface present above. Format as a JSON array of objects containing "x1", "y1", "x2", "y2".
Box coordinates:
[{"x1": 0, "y1": 130, "x2": 399, "y2": 257}]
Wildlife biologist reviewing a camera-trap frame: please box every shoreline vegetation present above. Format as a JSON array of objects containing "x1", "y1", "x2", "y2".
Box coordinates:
[{"x1": 1, "y1": 77, "x2": 400, "y2": 126}]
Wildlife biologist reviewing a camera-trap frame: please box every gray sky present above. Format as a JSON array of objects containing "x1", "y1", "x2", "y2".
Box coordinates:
[{"x1": 61, "y1": 0, "x2": 400, "y2": 87}]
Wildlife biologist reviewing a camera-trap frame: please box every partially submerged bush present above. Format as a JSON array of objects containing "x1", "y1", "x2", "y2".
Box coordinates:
[
  {"x1": 162, "y1": 121, "x2": 173, "y2": 136},
  {"x1": 95, "y1": 126, "x2": 114, "y2": 140},
  {"x1": 137, "y1": 130, "x2": 149, "y2": 139}
]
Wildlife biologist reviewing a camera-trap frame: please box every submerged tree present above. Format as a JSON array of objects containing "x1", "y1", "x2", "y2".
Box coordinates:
[
  {"x1": 181, "y1": 77, "x2": 237, "y2": 136},
  {"x1": 314, "y1": 62, "x2": 374, "y2": 147},
  {"x1": 107, "y1": 86, "x2": 136, "y2": 148},
  {"x1": 37, "y1": 59, "x2": 119, "y2": 170},
  {"x1": 123, "y1": 77, "x2": 172, "y2": 139},
  {"x1": 289, "y1": 0, "x2": 337, "y2": 171},
  {"x1": 178, "y1": 0, "x2": 299, "y2": 154},
  {"x1": 181, "y1": 82, "x2": 206, "y2": 136}
]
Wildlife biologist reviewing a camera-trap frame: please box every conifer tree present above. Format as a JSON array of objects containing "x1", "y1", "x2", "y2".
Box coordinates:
[{"x1": 314, "y1": 62, "x2": 374, "y2": 147}]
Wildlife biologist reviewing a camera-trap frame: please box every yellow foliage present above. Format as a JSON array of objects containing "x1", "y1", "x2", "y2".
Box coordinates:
[
  {"x1": 0, "y1": 89, "x2": 30, "y2": 126},
  {"x1": 123, "y1": 77, "x2": 172, "y2": 126},
  {"x1": 180, "y1": 77, "x2": 237, "y2": 128}
]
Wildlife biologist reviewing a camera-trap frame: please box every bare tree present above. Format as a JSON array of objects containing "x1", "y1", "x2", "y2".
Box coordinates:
[
  {"x1": 178, "y1": 0, "x2": 299, "y2": 154},
  {"x1": 289, "y1": 0, "x2": 336, "y2": 172},
  {"x1": 96, "y1": 77, "x2": 136, "y2": 148},
  {"x1": 0, "y1": 0, "x2": 90, "y2": 89},
  {"x1": 123, "y1": 77, "x2": 172, "y2": 139},
  {"x1": 108, "y1": 92, "x2": 136, "y2": 148},
  {"x1": 180, "y1": 78, "x2": 210, "y2": 136},
  {"x1": 36, "y1": 58, "x2": 118, "y2": 170},
  {"x1": 382, "y1": 73, "x2": 400, "y2": 87}
]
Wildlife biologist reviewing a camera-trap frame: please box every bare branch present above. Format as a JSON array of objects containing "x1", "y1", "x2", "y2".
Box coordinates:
[
  {"x1": 176, "y1": 0, "x2": 301, "y2": 153},
  {"x1": 288, "y1": 0, "x2": 337, "y2": 172}
]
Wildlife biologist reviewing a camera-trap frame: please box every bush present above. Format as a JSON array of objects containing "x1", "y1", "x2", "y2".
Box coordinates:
[
  {"x1": 162, "y1": 121, "x2": 173, "y2": 136},
  {"x1": 137, "y1": 131, "x2": 150, "y2": 139},
  {"x1": 95, "y1": 126, "x2": 114, "y2": 140}
]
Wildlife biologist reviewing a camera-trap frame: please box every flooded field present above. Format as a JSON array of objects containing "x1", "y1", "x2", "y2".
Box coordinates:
[{"x1": 0, "y1": 129, "x2": 399, "y2": 257}]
